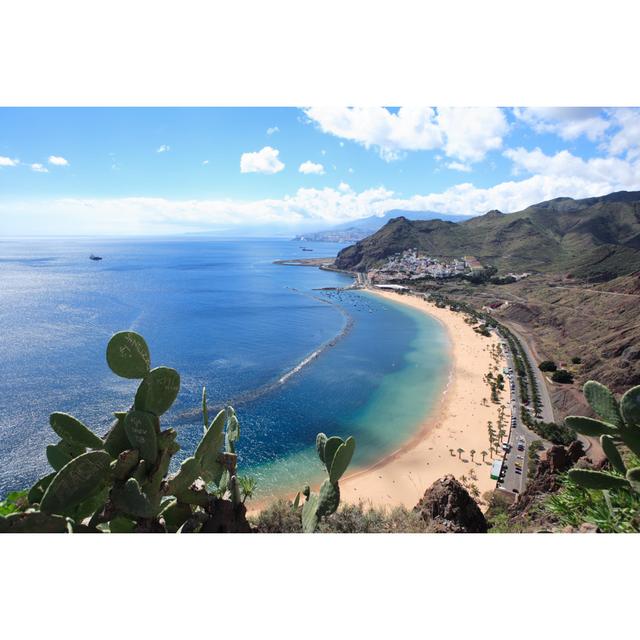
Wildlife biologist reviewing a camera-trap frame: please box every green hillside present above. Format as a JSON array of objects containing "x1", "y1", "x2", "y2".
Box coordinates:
[{"x1": 335, "y1": 191, "x2": 640, "y2": 280}]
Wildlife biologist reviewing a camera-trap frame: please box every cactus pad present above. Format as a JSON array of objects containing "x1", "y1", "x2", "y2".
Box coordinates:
[
  {"x1": 568, "y1": 468, "x2": 630, "y2": 491},
  {"x1": 134, "y1": 366, "x2": 180, "y2": 416},
  {"x1": 315, "y1": 433, "x2": 327, "y2": 463},
  {"x1": 124, "y1": 410, "x2": 159, "y2": 465},
  {"x1": 106, "y1": 331, "x2": 151, "y2": 379},
  {"x1": 329, "y1": 436, "x2": 356, "y2": 484},
  {"x1": 301, "y1": 493, "x2": 319, "y2": 533},
  {"x1": 564, "y1": 416, "x2": 618, "y2": 437},
  {"x1": 49, "y1": 412, "x2": 104, "y2": 449},
  {"x1": 583, "y1": 381, "x2": 623, "y2": 427},
  {"x1": 620, "y1": 385, "x2": 640, "y2": 428},
  {"x1": 317, "y1": 479, "x2": 340, "y2": 517},
  {"x1": 40, "y1": 450, "x2": 112, "y2": 514}
]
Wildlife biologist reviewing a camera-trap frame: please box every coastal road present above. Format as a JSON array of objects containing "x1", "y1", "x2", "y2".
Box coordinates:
[
  {"x1": 496, "y1": 338, "x2": 529, "y2": 495},
  {"x1": 502, "y1": 320, "x2": 555, "y2": 424}
]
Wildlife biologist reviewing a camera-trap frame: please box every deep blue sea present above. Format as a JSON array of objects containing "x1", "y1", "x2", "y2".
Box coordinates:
[{"x1": 0, "y1": 238, "x2": 449, "y2": 497}]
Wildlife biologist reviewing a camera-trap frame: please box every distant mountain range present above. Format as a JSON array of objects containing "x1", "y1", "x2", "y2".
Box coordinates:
[
  {"x1": 335, "y1": 191, "x2": 640, "y2": 281},
  {"x1": 294, "y1": 210, "x2": 471, "y2": 243}
]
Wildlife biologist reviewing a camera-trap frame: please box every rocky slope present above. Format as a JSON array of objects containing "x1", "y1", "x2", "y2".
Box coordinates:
[{"x1": 335, "y1": 190, "x2": 640, "y2": 280}]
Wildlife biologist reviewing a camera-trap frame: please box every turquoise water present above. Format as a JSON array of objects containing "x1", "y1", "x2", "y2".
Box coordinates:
[{"x1": 0, "y1": 238, "x2": 449, "y2": 497}]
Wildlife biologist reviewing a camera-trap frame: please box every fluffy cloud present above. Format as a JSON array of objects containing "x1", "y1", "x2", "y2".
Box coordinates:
[
  {"x1": 436, "y1": 107, "x2": 508, "y2": 163},
  {"x1": 266, "y1": 126, "x2": 279, "y2": 135},
  {"x1": 607, "y1": 108, "x2": 640, "y2": 159},
  {"x1": 298, "y1": 160, "x2": 325, "y2": 175},
  {"x1": 48, "y1": 155, "x2": 69, "y2": 166},
  {"x1": 446, "y1": 161, "x2": 472, "y2": 172},
  {"x1": 504, "y1": 146, "x2": 640, "y2": 187},
  {"x1": 5, "y1": 144, "x2": 639, "y2": 235},
  {"x1": 513, "y1": 107, "x2": 610, "y2": 141},
  {"x1": 31, "y1": 163, "x2": 48, "y2": 173},
  {"x1": 156, "y1": 145, "x2": 170, "y2": 153},
  {"x1": 240, "y1": 146, "x2": 285, "y2": 174},
  {"x1": 0, "y1": 156, "x2": 19, "y2": 167},
  {"x1": 304, "y1": 106, "x2": 508, "y2": 163}
]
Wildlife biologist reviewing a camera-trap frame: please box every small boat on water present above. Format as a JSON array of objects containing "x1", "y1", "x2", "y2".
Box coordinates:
[
  {"x1": 300, "y1": 247, "x2": 313, "y2": 252},
  {"x1": 89, "y1": 254, "x2": 103, "y2": 261}
]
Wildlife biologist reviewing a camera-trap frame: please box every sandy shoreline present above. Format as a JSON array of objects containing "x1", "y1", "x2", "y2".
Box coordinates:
[
  {"x1": 250, "y1": 288, "x2": 509, "y2": 515},
  {"x1": 338, "y1": 289, "x2": 509, "y2": 509}
]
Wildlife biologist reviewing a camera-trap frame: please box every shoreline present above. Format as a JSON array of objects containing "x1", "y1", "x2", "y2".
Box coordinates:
[
  {"x1": 338, "y1": 289, "x2": 508, "y2": 509},
  {"x1": 250, "y1": 287, "x2": 508, "y2": 515}
]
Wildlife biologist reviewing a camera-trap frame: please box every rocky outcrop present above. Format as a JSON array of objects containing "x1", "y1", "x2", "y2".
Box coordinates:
[
  {"x1": 414, "y1": 475, "x2": 488, "y2": 533},
  {"x1": 508, "y1": 441, "x2": 589, "y2": 522}
]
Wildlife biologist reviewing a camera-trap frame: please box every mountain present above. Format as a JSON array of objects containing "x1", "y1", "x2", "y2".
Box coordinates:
[
  {"x1": 294, "y1": 210, "x2": 471, "y2": 242},
  {"x1": 335, "y1": 191, "x2": 640, "y2": 280}
]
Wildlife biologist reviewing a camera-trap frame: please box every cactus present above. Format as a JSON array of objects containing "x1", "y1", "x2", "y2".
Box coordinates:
[
  {"x1": 300, "y1": 433, "x2": 356, "y2": 532},
  {"x1": 6, "y1": 330, "x2": 256, "y2": 533},
  {"x1": 566, "y1": 381, "x2": 640, "y2": 494},
  {"x1": 40, "y1": 451, "x2": 112, "y2": 515},
  {"x1": 49, "y1": 412, "x2": 104, "y2": 449},
  {"x1": 134, "y1": 366, "x2": 180, "y2": 416}
]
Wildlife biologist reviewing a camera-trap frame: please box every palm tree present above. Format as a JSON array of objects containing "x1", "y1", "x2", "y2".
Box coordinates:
[
  {"x1": 457, "y1": 447, "x2": 464, "y2": 459},
  {"x1": 481, "y1": 450, "x2": 488, "y2": 463},
  {"x1": 470, "y1": 449, "x2": 476, "y2": 462}
]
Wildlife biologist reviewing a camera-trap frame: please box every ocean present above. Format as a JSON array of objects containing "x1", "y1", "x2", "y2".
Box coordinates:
[{"x1": 0, "y1": 238, "x2": 449, "y2": 497}]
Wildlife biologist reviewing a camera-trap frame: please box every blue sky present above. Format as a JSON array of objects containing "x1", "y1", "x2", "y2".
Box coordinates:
[{"x1": 1, "y1": 107, "x2": 639, "y2": 235}]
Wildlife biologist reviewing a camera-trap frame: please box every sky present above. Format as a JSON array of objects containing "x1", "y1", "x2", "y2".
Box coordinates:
[{"x1": 1, "y1": 107, "x2": 639, "y2": 236}]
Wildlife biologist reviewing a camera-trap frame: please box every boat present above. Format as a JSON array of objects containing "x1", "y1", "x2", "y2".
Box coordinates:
[
  {"x1": 89, "y1": 254, "x2": 103, "y2": 261},
  {"x1": 300, "y1": 247, "x2": 313, "y2": 252}
]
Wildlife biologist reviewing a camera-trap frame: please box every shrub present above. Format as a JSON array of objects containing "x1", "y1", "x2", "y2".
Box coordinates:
[
  {"x1": 551, "y1": 369, "x2": 574, "y2": 383},
  {"x1": 527, "y1": 420, "x2": 576, "y2": 445},
  {"x1": 571, "y1": 357, "x2": 582, "y2": 364},
  {"x1": 539, "y1": 360, "x2": 557, "y2": 372}
]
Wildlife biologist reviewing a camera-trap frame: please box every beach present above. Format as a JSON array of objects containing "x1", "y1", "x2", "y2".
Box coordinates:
[{"x1": 338, "y1": 288, "x2": 509, "y2": 510}]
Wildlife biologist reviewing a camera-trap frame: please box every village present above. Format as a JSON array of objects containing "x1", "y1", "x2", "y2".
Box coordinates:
[
  {"x1": 367, "y1": 249, "x2": 531, "y2": 284},
  {"x1": 368, "y1": 249, "x2": 480, "y2": 282}
]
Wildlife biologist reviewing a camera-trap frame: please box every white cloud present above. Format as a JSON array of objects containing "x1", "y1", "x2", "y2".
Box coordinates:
[
  {"x1": 0, "y1": 156, "x2": 19, "y2": 167},
  {"x1": 156, "y1": 145, "x2": 170, "y2": 153},
  {"x1": 607, "y1": 108, "x2": 640, "y2": 159},
  {"x1": 266, "y1": 126, "x2": 279, "y2": 135},
  {"x1": 446, "y1": 161, "x2": 472, "y2": 172},
  {"x1": 240, "y1": 146, "x2": 285, "y2": 174},
  {"x1": 30, "y1": 163, "x2": 48, "y2": 173},
  {"x1": 347, "y1": 167, "x2": 354, "y2": 174},
  {"x1": 504, "y1": 146, "x2": 640, "y2": 187},
  {"x1": 202, "y1": 160, "x2": 209, "y2": 165},
  {"x1": 513, "y1": 107, "x2": 610, "y2": 142},
  {"x1": 436, "y1": 107, "x2": 508, "y2": 163},
  {"x1": 304, "y1": 106, "x2": 508, "y2": 164},
  {"x1": 5, "y1": 145, "x2": 639, "y2": 236},
  {"x1": 48, "y1": 155, "x2": 69, "y2": 166},
  {"x1": 299, "y1": 160, "x2": 325, "y2": 175}
]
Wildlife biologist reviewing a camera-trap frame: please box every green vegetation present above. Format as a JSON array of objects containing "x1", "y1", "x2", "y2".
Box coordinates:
[
  {"x1": 0, "y1": 331, "x2": 252, "y2": 533},
  {"x1": 545, "y1": 473, "x2": 640, "y2": 533},
  {"x1": 254, "y1": 499, "x2": 429, "y2": 533},
  {"x1": 335, "y1": 191, "x2": 640, "y2": 279},
  {"x1": 564, "y1": 381, "x2": 640, "y2": 494},
  {"x1": 538, "y1": 360, "x2": 557, "y2": 372},
  {"x1": 552, "y1": 369, "x2": 574, "y2": 384},
  {"x1": 525, "y1": 420, "x2": 576, "y2": 446},
  {"x1": 301, "y1": 432, "x2": 357, "y2": 532}
]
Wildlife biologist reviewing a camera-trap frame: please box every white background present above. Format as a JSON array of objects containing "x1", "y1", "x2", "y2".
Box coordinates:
[{"x1": 1, "y1": 1, "x2": 638, "y2": 638}]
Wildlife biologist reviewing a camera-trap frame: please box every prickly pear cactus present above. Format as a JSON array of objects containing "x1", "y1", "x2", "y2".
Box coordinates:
[
  {"x1": 566, "y1": 382, "x2": 640, "y2": 494},
  {"x1": 106, "y1": 331, "x2": 151, "y2": 379},
  {"x1": 6, "y1": 330, "x2": 255, "y2": 533},
  {"x1": 299, "y1": 432, "x2": 356, "y2": 532}
]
